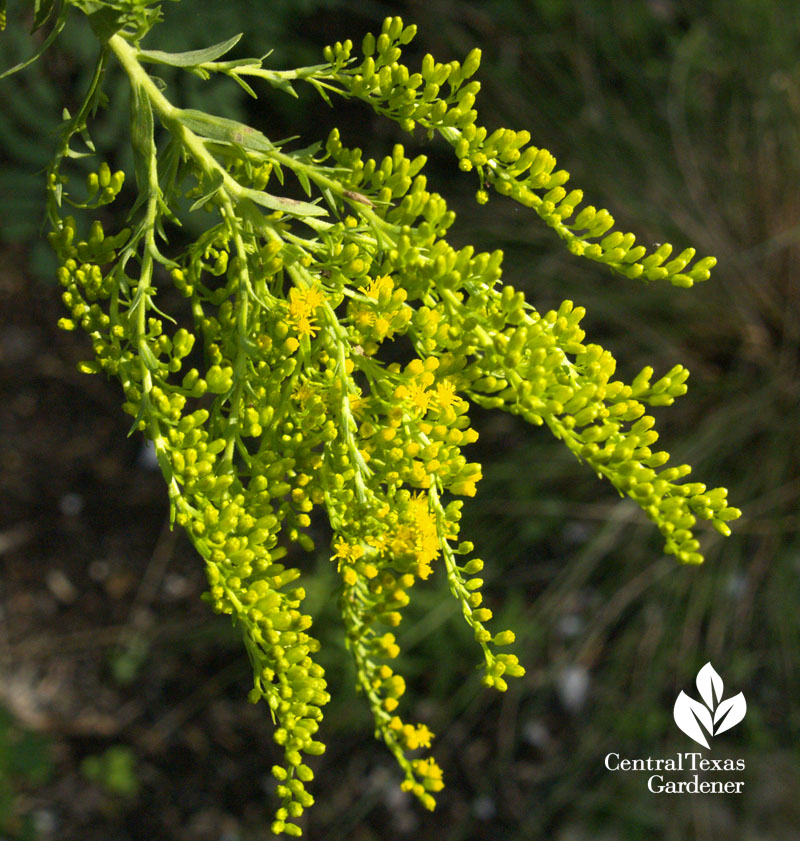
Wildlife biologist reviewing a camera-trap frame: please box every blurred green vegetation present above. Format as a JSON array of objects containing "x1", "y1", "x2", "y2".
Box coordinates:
[
  {"x1": 0, "y1": 706, "x2": 53, "y2": 840},
  {"x1": 1, "y1": 1, "x2": 798, "y2": 839},
  {"x1": 81, "y1": 745, "x2": 139, "y2": 798}
]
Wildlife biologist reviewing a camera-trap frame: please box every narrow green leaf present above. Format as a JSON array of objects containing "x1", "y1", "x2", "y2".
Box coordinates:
[
  {"x1": 139, "y1": 342, "x2": 160, "y2": 372},
  {"x1": 189, "y1": 172, "x2": 225, "y2": 212},
  {"x1": 294, "y1": 141, "x2": 323, "y2": 158},
  {"x1": 156, "y1": 193, "x2": 181, "y2": 228},
  {"x1": 138, "y1": 34, "x2": 242, "y2": 68},
  {"x1": 206, "y1": 57, "x2": 264, "y2": 71},
  {"x1": 269, "y1": 77, "x2": 298, "y2": 98},
  {"x1": 320, "y1": 186, "x2": 339, "y2": 214},
  {"x1": 32, "y1": 0, "x2": 56, "y2": 32},
  {"x1": 297, "y1": 170, "x2": 311, "y2": 197},
  {"x1": 178, "y1": 109, "x2": 275, "y2": 154},
  {"x1": 130, "y1": 82, "x2": 155, "y2": 193},
  {"x1": 157, "y1": 139, "x2": 183, "y2": 214},
  {"x1": 310, "y1": 78, "x2": 332, "y2": 107},
  {"x1": 186, "y1": 66, "x2": 211, "y2": 81},
  {"x1": 0, "y1": 2, "x2": 67, "y2": 79},
  {"x1": 242, "y1": 188, "x2": 327, "y2": 217},
  {"x1": 230, "y1": 73, "x2": 258, "y2": 99},
  {"x1": 78, "y1": 122, "x2": 96, "y2": 153}
]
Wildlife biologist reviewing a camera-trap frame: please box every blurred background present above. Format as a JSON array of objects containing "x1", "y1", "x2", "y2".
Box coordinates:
[{"x1": 1, "y1": 1, "x2": 798, "y2": 839}]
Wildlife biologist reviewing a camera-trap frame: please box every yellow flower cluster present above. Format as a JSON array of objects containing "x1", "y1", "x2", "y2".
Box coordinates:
[
  {"x1": 389, "y1": 717, "x2": 434, "y2": 750},
  {"x1": 388, "y1": 493, "x2": 440, "y2": 578},
  {"x1": 332, "y1": 16, "x2": 719, "y2": 288},
  {"x1": 348, "y1": 273, "x2": 412, "y2": 351},
  {"x1": 287, "y1": 282, "x2": 327, "y2": 338},
  {"x1": 401, "y1": 756, "x2": 445, "y2": 812},
  {"x1": 42, "y1": 10, "x2": 740, "y2": 835}
]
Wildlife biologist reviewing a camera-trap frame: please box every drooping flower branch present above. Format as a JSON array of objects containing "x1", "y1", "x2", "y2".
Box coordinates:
[{"x1": 4, "y1": 3, "x2": 740, "y2": 835}]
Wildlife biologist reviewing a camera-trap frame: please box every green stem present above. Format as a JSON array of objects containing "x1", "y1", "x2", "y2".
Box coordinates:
[
  {"x1": 109, "y1": 34, "x2": 246, "y2": 199},
  {"x1": 110, "y1": 34, "x2": 261, "y2": 472}
]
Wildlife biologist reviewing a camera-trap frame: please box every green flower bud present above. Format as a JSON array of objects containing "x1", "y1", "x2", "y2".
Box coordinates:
[
  {"x1": 206, "y1": 364, "x2": 233, "y2": 393},
  {"x1": 462, "y1": 47, "x2": 481, "y2": 79},
  {"x1": 362, "y1": 32, "x2": 375, "y2": 56}
]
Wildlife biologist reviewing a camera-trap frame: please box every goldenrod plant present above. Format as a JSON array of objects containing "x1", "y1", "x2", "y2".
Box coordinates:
[{"x1": 2, "y1": 1, "x2": 741, "y2": 835}]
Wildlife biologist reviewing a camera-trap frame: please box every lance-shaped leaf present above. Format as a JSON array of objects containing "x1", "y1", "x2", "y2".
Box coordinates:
[
  {"x1": 713, "y1": 692, "x2": 746, "y2": 735},
  {"x1": 130, "y1": 82, "x2": 155, "y2": 193},
  {"x1": 188, "y1": 171, "x2": 225, "y2": 213},
  {"x1": 0, "y1": 0, "x2": 67, "y2": 79},
  {"x1": 32, "y1": 0, "x2": 57, "y2": 33},
  {"x1": 177, "y1": 109, "x2": 276, "y2": 154},
  {"x1": 137, "y1": 34, "x2": 243, "y2": 68},
  {"x1": 696, "y1": 662, "x2": 723, "y2": 710},
  {"x1": 242, "y1": 187, "x2": 327, "y2": 217},
  {"x1": 674, "y1": 690, "x2": 713, "y2": 748}
]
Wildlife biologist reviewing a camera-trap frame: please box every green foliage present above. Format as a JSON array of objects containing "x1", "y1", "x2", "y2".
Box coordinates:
[
  {"x1": 0, "y1": 706, "x2": 53, "y2": 839},
  {"x1": 82, "y1": 745, "x2": 140, "y2": 798},
  {"x1": 0, "y1": 0, "x2": 341, "y2": 253},
  {"x1": 2, "y1": 1, "x2": 741, "y2": 836}
]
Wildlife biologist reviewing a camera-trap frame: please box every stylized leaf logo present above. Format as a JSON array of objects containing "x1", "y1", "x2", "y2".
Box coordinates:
[
  {"x1": 673, "y1": 662, "x2": 746, "y2": 747},
  {"x1": 696, "y1": 662, "x2": 723, "y2": 709},
  {"x1": 714, "y1": 692, "x2": 747, "y2": 735},
  {"x1": 674, "y1": 691, "x2": 713, "y2": 748}
]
